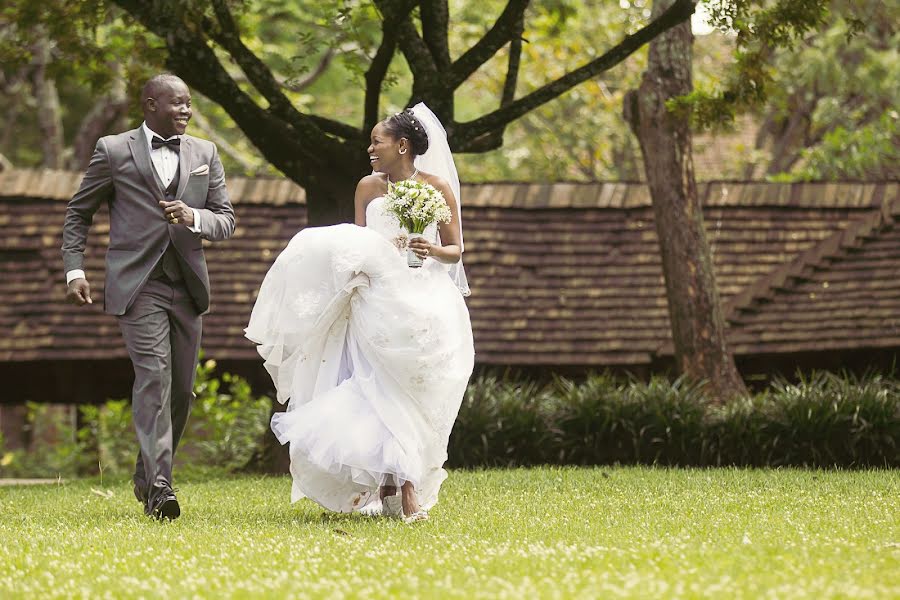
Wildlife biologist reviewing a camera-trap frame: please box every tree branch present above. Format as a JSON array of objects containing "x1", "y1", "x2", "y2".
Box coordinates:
[
  {"x1": 396, "y1": 19, "x2": 438, "y2": 84},
  {"x1": 470, "y1": 12, "x2": 525, "y2": 153},
  {"x1": 207, "y1": 0, "x2": 327, "y2": 141},
  {"x1": 306, "y1": 115, "x2": 363, "y2": 140},
  {"x1": 501, "y1": 12, "x2": 525, "y2": 106},
  {"x1": 190, "y1": 107, "x2": 260, "y2": 174},
  {"x1": 420, "y1": 0, "x2": 451, "y2": 69},
  {"x1": 372, "y1": 0, "x2": 435, "y2": 86},
  {"x1": 448, "y1": 0, "x2": 530, "y2": 89},
  {"x1": 453, "y1": 0, "x2": 695, "y2": 148},
  {"x1": 364, "y1": 36, "x2": 399, "y2": 133},
  {"x1": 283, "y1": 48, "x2": 335, "y2": 92},
  {"x1": 230, "y1": 49, "x2": 334, "y2": 93},
  {"x1": 364, "y1": 0, "x2": 418, "y2": 132},
  {"x1": 111, "y1": 0, "x2": 349, "y2": 192}
]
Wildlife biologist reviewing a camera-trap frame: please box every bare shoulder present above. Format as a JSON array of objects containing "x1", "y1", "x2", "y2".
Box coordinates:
[
  {"x1": 419, "y1": 171, "x2": 455, "y2": 203},
  {"x1": 356, "y1": 173, "x2": 388, "y2": 206}
]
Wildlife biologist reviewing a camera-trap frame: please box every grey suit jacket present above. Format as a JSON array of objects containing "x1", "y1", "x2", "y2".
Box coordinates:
[{"x1": 62, "y1": 126, "x2": 235, "y2": 315}]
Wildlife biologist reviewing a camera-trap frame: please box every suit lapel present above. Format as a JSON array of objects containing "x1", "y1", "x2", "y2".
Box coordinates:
[
  {"x1": 128, "y1": 128, "x2": 165, "y2": 196},
  {"x1": 175, "y1": 136, "x2": 192, "y2": 201}
]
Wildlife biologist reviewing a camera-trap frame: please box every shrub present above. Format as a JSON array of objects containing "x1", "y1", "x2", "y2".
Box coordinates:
[
  {"x1": 448, "y1": 375, "x2": 556, "y2": 466},
  {"x1": 0, "y1": 359, "x2": 272, "y2": 478},
  {"x1": 78, "y1": 399, "x2": 135, "y2": 476},
  {"x1": 3, "y1": 368, "x2": 896, "y2": 476},
  {"x1": 447, "y1": 370, "x2": 900, "y2": 469},
  {"x1": 0, "y1": 403, "x2": 85, "y2": 478},
  {"x1": 184, "y1": 359, "x2": 272, "y2": 472}
]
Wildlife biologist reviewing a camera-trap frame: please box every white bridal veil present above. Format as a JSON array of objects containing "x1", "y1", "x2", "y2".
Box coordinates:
[{"x1": 410, "y1": 103, "x2": 471, "y2": 297}]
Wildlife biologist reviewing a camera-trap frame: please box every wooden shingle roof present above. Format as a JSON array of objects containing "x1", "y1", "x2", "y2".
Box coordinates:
[
  {"x1": 723, "y1": 185, "x2": 900, "y2": 354},
  {"x1": 0, "y1": 168, "x2": 896, "y2": 368}
]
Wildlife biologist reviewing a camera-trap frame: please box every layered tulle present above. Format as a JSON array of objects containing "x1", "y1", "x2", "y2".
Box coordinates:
[{"x1": 245, "y1": 204, "x2": 474, "y2": 513}]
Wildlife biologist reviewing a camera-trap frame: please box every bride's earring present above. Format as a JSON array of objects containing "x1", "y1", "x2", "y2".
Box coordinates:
[{"x1": 398, "y1": 148, "x2": 407, "y2": 155}]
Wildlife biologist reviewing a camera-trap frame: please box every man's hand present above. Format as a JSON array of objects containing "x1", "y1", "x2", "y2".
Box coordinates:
[
  {"x1": 66, "y1": 278, "x2": 92, "y2": 306},
  {"x1": 160, "y1": 200, "x2": 194, "y2": 228}
]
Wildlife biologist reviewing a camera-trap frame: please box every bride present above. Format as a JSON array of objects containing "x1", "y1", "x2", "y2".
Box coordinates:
[{"x1": 245, "y1": 104, "x2": 474, "y2": 522}]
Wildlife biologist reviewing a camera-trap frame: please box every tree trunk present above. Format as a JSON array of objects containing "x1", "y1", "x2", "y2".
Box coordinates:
[
  {"x1": 305, "y1": 177, "x2": 360, "y2": 226},
  {"x1": 70, "y1": 71, "x2": 129, "y2": 171},
  {"x1": 30, "y1": 32, "x2": 65, "y2": 169},
  {"x1": 624, "y1": 0, "x2": 747, "y2": 402}
]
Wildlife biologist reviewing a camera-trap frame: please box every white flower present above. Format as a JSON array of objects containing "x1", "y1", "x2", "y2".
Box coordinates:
[{"x1": 383, "y1": 180, "x2": 452, "y2": 234}]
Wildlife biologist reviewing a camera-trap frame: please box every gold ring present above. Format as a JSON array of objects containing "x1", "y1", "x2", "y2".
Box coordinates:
[{"x1": 171, "y1": 217, "x2": 179, "y2": 224}]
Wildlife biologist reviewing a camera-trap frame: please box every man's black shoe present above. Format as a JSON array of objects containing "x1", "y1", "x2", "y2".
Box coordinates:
[{"x1": 148, "y1": 490, "x2": 180, "y2": 521}]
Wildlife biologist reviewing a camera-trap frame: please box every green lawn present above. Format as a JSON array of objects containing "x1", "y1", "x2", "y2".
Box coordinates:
[{"x1": 1, "y1": 468, "x2": 897, "y2": 598}]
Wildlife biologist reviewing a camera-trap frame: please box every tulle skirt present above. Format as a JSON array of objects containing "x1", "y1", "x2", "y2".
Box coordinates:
[{"x1": 245, "y1": 224, "x2": 474, "y2": 512}]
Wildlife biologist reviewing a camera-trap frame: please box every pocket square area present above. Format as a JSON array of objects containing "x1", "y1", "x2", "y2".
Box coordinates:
[{"x1": 190, "y1": 164, "x2": 210, "y2": 176}]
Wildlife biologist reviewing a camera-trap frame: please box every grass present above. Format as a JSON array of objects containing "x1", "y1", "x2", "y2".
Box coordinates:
[{"x1": 0, "y1": 467, "x2": 897, "y2": 598}]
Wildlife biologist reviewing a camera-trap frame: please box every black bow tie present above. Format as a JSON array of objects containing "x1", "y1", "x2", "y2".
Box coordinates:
[{"x1": 151, "y1": 136, "x2": 180, "y2": 152}]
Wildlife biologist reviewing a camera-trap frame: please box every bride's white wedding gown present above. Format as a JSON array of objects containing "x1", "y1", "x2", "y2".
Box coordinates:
[{"x1": 245, "y1": 196, "x2": 475, "y2": 512}]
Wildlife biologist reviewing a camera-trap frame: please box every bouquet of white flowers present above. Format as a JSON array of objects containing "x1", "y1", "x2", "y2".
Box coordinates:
[{"x1": 383, "y1": 179, "x2": 452, "y2": 267}]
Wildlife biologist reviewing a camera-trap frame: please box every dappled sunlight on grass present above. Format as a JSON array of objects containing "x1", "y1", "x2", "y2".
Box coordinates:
[{"x1": 0, "y1": 468, "x2": 897, "y2": 598}]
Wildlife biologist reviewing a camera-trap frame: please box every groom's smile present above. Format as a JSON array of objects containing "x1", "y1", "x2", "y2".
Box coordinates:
[{"x1": 144, "y1": 77, "x2": 192, "y2": 138}]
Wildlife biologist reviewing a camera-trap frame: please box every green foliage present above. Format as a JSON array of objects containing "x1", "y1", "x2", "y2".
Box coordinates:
[
  {"x1": 680, "y1": 0, "x2": 899, "y2": 171},
  {"x1": 450, "y1": 375, "x2": 557, "y2": 465},
  {"x1": 744, "y1": 3, "x2": 900, "y2": 180},
  {"x1": 449, "y1": 370, "x2": 900, "y2": 468},
  {"x1": 4, "y1": 369, "x2": 895, "y2": 478},
  {"x1": 0, "y1": 359, "x2": 272, "y2": 478},
  {"x1": 3, "y1": 0, "x2": 894, "y2": 183},
  {"x1": 759, "y1": 371, "x2": 899, "y2": 465},
  {"x1": 789, "y1": 110, "x2": 900, "y2": 180},
  {"x1": 454, "y1": 0, "x2": 655, "y2": 181},
  {"x1": 555, "y1": 375, "x2": 710, "y2": 465},
  {"x1": 185, "y1": 358, "x2": 272, "y2": 472},
  {"x1": 0, "y1": 403, "x2": 84, "y2": 478},
  {"x1": 679, "y1": 0, "x2": 833, "y2": 128},
  {"x1": 77, "y1": 399, "x2": 135, "y2": 475},
  {"x1": 0, "y1": 0, "x2": 162, "y2": 166}
]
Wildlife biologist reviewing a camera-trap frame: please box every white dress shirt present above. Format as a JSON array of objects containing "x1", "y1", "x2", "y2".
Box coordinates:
[{"x1": 66, "y1": 123, "x2": 201, "y2": 284}]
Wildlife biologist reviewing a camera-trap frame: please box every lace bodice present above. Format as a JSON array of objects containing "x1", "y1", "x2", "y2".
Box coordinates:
[{"x1": 365, "y1": 196, "x2": 439, "y2": 246}]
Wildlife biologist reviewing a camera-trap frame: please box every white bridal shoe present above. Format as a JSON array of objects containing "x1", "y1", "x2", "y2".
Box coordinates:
[
  {"x1": 381, "y1": 492, "x2": 429, "y2": 523},
  {"x1": 403, "y1": 509, "x2": 429, "y2": 524}
]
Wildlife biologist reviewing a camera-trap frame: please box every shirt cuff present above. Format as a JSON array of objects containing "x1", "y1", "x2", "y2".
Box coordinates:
[
  {"x1": 66, "y1": 269, "x2": 86, "y2": 284},
  {"x1": 189, "y1": 208, "x2": 202, "y2": 234}
]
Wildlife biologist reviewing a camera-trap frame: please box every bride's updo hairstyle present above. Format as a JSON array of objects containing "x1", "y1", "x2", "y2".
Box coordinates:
[{"x1": 383, "y1": 109, "x2": 429, "y2": 156}]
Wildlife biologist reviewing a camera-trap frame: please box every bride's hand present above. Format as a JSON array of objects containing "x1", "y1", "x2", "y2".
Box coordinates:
[{"x1": 408, "y1": 236, "x2": 433, "y2": 260}]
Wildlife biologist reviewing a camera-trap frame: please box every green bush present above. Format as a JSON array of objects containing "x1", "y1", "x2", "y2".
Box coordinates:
[
  {"x1": 3, "y1": 368, "x2": 896, "y2": 477},
  {"x1": 78, "y1": 399, "x2": 135, "y2": 475},
  {"x1": 0, "y1": 403, "x2": 85, "y2": 478},
  {"x1": 447, "y1": 371, "x2": 900, "y2": 468},
  {"x1": 450, "y1": 375, "x2": 556, "y2": 466},
  {"x1": 0, "y1": 359, "x2": 272, "y2": 479},
  {"x1": 184, "y1": 358, "x2": 272, "y2": 472}
]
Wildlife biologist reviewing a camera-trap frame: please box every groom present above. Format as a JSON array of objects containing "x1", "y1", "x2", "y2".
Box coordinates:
[{"x1": 62, "y1": 74, "x2": 235, "y2": 520}]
